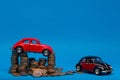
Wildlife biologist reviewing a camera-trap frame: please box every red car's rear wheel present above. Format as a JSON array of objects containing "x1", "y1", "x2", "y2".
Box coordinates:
[
  {"x1": 16, "y1": 47, "x2": 23, "y2": 53},
  {"x1": 42, "y1": 49, "x2": 50, "y2": 56}
]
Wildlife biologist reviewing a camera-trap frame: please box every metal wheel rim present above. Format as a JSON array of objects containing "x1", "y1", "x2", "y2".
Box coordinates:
[
  {"x1": 17, "y1": 48, "x2": 22, "y2": 53},
  {"x1": 43, "y1": 50, "x2": 49, "y2": 56},
  {"x1": 95, "y1": 69, "x2": 99, "y2": 75},
  {"x1": 76, "y1": 66, "x2": 80, "y2": 71}
]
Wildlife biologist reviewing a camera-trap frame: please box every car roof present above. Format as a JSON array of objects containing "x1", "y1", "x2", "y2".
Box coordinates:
[
  {"x1": 79, "y1": 56, "x2": 101, "y2": 62},
  {"x1": 82, "y1": 56, "x2": 101, "y2": 59},
  {"x1": 21, "y1": 38, "x2": 39, "y2": 41}
]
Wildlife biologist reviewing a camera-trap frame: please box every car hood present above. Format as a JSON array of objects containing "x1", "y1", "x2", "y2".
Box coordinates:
[
  {"x1": 96, "y1": 62, "x2": 110, "y2": 67},
  {"x1": 12, "y1": 41, "x2": 21, "y2": 49},
  {"x1": 41, "y1": 44, "x2": 52, "y2": 49}
]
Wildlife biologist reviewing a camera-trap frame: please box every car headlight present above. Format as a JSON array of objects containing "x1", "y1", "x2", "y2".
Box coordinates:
[{"x1": 109, "y1": 66, "x2": 112, "y2": 69}]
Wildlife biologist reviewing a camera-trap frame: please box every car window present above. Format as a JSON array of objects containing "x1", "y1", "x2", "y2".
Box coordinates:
[
  {"x1": 23, "y1": 40, "x2": 30, "y2": 44},
  {"x1": 32, "y1": 40, "x2": 37, "y2": 44},
  {"x1": 81, "y1": 58, "x2": 86, "y2": 62},
  {"x1": 89, "y1": 59, "x2": 94, "y2": 63},
  {"x1": 86, "y1": 58, "x2": 89, "y2": 63},
  {"x1": 95, "y1": 57, "x2": 103, "y2": 63},
  {"x1": 92, "y1": 59, "x2": 95, "y2": 63},
  {"x1": 86, "y1": 58, "x2": 93, "y2": 63}
]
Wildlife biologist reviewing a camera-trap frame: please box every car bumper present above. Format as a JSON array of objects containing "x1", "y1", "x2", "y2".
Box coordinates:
[{"x1": 101, "y1": 70, "x2": 112, "y2": 73}]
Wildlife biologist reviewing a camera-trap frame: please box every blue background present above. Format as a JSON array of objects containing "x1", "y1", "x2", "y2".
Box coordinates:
[{"x1": 0, "y1": 0, "x2": 120, "y2": 80}]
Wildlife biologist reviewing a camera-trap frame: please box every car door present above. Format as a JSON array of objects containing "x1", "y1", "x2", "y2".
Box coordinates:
[
  {"x1": 81, "y1": 58, "x2": 88, "y2": 70},
  {"x1": 86, "y1": 58, "x2": 95, "y2": 72},
  {"x1": 23, "y1": 40, "x2": 30, "y2": 51},
  {"x1": 29, "y1": 40, "x2": 40, "y2": 52},
  {"x1": 81, "y1": 58, "x2": 93, "y2": 71}
]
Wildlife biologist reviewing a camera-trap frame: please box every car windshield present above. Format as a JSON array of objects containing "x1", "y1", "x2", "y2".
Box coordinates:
[{"x1": 93, "y1": 57, "x2": 103, "y2": 63}]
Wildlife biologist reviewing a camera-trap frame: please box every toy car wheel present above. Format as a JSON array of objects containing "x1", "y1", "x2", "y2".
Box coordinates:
[
  {"x1": 42, "y1": 50, "x2": 50, "y2": 56},
  {"x1": 76, "y1": 65, "x2": 82, "y2": 72},
  {"x1": 94, "y1": 68, "x2": 101, "y2": 75},
  {"x1": 16, "y1": 47, "x2": 23, "y2": 53}
]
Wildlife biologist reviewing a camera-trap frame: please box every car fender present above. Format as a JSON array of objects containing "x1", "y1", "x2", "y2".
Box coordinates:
[
  {"x1": 14, "y1": 44, "x2": 25, "y2": 51},
  {"x1": 94, "y1": 66, "x2": 103, "y2": 72},
  {"x1": 75, "y1": 64, "x2": 79, "y2": 67},
  {"x1": 42, "y1": 48, "x2": 51, "y2": 53}
]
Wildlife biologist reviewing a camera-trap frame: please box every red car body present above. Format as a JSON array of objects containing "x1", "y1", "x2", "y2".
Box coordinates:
[{"x1": 12, "y1": 38, "x2": 53, "y2": 54}]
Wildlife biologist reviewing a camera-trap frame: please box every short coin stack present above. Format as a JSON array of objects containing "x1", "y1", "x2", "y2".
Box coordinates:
[{"x1": 18, "y1": 56, "x2": 28, "y2": 75}]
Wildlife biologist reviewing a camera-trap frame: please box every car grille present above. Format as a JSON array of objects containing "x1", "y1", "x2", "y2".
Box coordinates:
[
  {"x1": 104, "y1": 65, "x2": 111, "y2": 70},
  {"x1": 104, "y1": 67, "x2": 110, "y2": 70}
]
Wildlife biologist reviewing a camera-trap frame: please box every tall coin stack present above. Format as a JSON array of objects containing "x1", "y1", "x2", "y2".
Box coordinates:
[
  {"x1": 18, "y1": 55, "x2": 28, "y2": 75},
  {"x1": 9, "y1": 51, "x2": 19, "y2": 74},
  {"x1": 47, "y1": 53, "x2": 56, "y2": 73}
]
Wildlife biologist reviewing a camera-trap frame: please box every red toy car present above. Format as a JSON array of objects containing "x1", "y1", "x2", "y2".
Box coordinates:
[
  {"x1": 76, "y1": 56, "x2": 112, "y2": 75},
  {"x1": 12, "y1": 38, "x2": 53, "y2": 56}
]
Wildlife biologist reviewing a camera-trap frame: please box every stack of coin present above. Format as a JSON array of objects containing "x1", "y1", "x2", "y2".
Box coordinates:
[
  {"x1": 47, "y1": 53, "x2": 56, "y2": 73},
  {"x1": 11, "y1": 51, "x2": 19, "y2": 65},
  {"x1": 18, "y1": 65, "x2": 28, "y2": 75},
  {"x1": 20, "y1": 57, "x2": 28, "y2": 66},
  {"x1": 18, "y1": 52, "x2": 28, "y2": 75},
  {"x1": 39, "y1": 58, "x2": 46, "y2": 66},
  {"x1": 48, "y1": 53, "x2": 55, "y2": 67},
  {"x1": 20, "y1": 52, "x2": 28, "y2": 57},
  {"x1": 38, "y1": 58, "x2": 47, "y2": 69},
  {"x1": 30, "y1": 60, "x2": 39, "y2": 68},
  {"x1": 47, "y1": 66, "x2": 56, "y2": 73},
  {"x1": 10, "y1": 51, "x2": 19, "y2": 74},
  {"x1": 9, "y1": 65, "x2": 19, "y2": 73}
]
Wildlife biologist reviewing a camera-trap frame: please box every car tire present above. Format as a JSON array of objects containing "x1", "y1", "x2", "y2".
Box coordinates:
[
  {"x1": 16, "y1": 47, "x2": 23, "y2": 53},
  {"x1": 42, "y1": 50, "x2": 50, "y2": 56},
  {"x1": 94, "y1": 68, "x2": 101, "y2": 75},
  {"x1": 76, "y1": 65, "x2": 82, "y2": 72}
]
